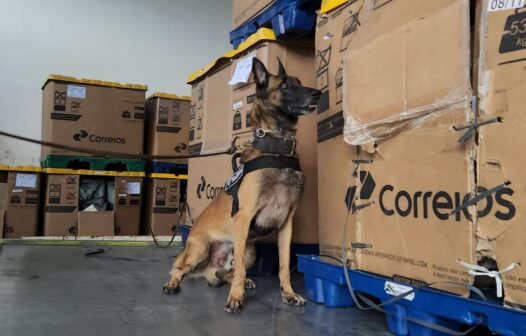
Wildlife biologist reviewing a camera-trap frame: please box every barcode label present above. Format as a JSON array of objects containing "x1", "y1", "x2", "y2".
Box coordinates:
[{"x1": 488, "y1": 0, "x2": 525, "y2": 12}]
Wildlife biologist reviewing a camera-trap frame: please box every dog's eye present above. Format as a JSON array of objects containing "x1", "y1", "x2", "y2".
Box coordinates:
[{"x1": 281, "y1": 82, "x2": 288, "y2": 89}]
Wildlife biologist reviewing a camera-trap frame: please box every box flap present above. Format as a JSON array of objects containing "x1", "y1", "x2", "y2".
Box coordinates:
[
  {"x1": 343, "y1": 0, "x2": 472, "y2": 145},
  {"x1": 43, "y1": 74, "x2": 147, "y2": 91},
  {"x1": 78, "y1": 211, "x2": 115, "y2": 236}
]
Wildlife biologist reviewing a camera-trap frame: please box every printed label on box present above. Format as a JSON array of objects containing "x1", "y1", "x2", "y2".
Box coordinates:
[
  {"x1": 229, "y1": 53, "x2": 256, "y2": 85},
  {"x1": 487, "y1": 0, "x2": 524, "y2": 12},
  {"x1": 127, "y1": 182, "x2": 141, "y2": 195},
  {"x1": 384, "y1": 281, "x2": 415, "y2": 301},
  {"x1": 67, "y1": 85, "x2": 86, "y2": 99},
  {"x1": 15, "y1": 173, "x2": 37, "y2": 188}
]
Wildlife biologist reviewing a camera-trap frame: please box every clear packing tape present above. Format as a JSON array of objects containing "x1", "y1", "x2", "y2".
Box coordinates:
[{"x1": 343, "y1": 86, "x2": 472, "y2": 146}]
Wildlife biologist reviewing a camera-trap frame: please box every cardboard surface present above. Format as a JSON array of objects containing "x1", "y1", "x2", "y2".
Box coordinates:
[
  {"x1": 343, "y1": 0, "x2": 471, "y2": 146},
  {"x1": 145, "y1": 96, "x2": 191, "y2": 163},
  {"x1": 42, "y1": 80, "x2": 145, "y2": 157},
  {"x1": 318, "y1": 136, "x2": 357, "y2": 263},
  {"x1": 316, "y1": 1, "x2": 365, "y2": 263},
  {"x1": 316, "y1": 0, "x2": 366, "y2": 139},
  {"x1": 189, "y1": 62, "x2": 232, "y2": 154},
  {"x1": 232, "y1": 0, "x2": 275, "y2": 28},
  {"x1": 145, "y1": 178, "x2": 182, "y2": 236},
  {"x1": 341, "y1": 0, "x2": 474, "y2": 294},
  {"x1": 43, "y1": 174, "x2": 79, "y2": 236},
  {"x1": 43, "y1": 174, "x2": 142, "y2": 236},
  {"x1": 476, "y1": 1, "x2": 526, "y2": 307},
  {"x1": 78, "y1": 211, "x2": 114, "y2": 236},
  {"x1": 2, "y1": 171, "x2": 41, "y2": 238},
  {"x1": 0, "y1": 210, "x2": 4, "y2": 238}
]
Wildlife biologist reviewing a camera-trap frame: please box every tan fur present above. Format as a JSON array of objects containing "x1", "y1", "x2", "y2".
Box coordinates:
[{"x1": 163, "y1": 59, "x2": 320, "y2": 312}]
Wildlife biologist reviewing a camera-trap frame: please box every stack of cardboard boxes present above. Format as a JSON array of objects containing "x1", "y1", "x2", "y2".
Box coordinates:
[
  {"x1": 144, "y1": 92, "x2": 191, "y2": 236},
  {"x1": 186, "y1": 2, "x2": 321, "y2": 244},
  {"x1": 41, "y1": 75, "x2": 148, "y2": 237},
  {"x1": 314, "y1": 0, "x2": 526, "y2": 308}
]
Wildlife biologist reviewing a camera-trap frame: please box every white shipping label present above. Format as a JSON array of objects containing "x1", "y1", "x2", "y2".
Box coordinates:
[
  {"x1": 228, "y1": 53, "x2": 256, "y2": 86},
  {"x1": 384, "y1": 281, "x2": 415, "y2": 301},
  {"x1": 15, "y1": 173, "x2": 37, "y2": 188},
  {"x1": 233, "y1": 100, "x2": 243, "y2": 110},
  {"x1": 487, "y1": 0, "x2": 524, "y2": 11},
  {"x1": 67, "y1": 85, "x2": 86, "y2": 99},
  {"x1": 127, "y1": 182, "x2": 141, "y2": 195}
]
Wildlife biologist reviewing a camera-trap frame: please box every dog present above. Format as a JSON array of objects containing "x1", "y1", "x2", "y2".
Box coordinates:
[{"x1": 163, "y1": 57, "x2": 321, "y2": 313}]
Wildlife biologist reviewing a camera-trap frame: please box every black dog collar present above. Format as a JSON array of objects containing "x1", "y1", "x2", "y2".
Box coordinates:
[{"x1": 250, "y1": 129, "x2": 297, "y2": 157}]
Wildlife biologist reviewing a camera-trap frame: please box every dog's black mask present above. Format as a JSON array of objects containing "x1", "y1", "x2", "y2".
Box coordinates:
[{"x1": 252, "y1": 57, "x2": 321, "y2": 117}]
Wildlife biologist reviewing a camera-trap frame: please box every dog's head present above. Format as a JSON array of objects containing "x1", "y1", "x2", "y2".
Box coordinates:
[{"x1": 252, "y1": 57, "x2": 321, "y2": 117}]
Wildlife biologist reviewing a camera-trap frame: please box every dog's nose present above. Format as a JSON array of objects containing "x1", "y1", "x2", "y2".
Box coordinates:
[{"x1": 312, "y1": 90, "x2": 322, "y2": 99}]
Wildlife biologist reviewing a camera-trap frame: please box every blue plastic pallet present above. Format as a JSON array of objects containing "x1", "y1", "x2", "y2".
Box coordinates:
[
  {"x1": 149, "y1": 161, "x2": 188, "y2": 174},
  {"x1": 180, "y1": 224, "x2": 318, "y2": 276},
  {"x1": 297, "y1": 255, "x2": 526, "y2": 336},
  {"x1": 230, "y1": 0, "x2": 322, "y2": 48}
]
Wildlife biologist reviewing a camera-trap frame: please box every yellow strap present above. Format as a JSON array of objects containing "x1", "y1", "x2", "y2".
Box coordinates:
[
  {"x1": 149, "y1": 173, "x2": 188, "y2": 180},
  {"x1": 44, "y1": 168, "x2": 145, "y2": 177},
  {"x1": 0, "y1": 165, "x2": 42, "y2": 172},
  {"x1": 187, "y1": 28, "x2": 277, "y2": 84},
  {"x1": 148, "y1": 92, "x2": 191, "y2": 101},
  {"x1": 44, "y1": 74, "x2": 148, "y2": 91},
  {"x1": 320, "y1": 0, "x2": 349, "y2": 14}
]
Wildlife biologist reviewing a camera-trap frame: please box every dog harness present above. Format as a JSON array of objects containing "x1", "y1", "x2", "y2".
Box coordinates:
[{"x1": 224, "y1": 155, "x2": 302, "y2": 217}]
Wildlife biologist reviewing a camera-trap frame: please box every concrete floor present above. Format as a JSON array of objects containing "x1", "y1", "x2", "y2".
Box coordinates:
[{"x1": 0, "y1": 243, "x2": 392, "y2": 336}]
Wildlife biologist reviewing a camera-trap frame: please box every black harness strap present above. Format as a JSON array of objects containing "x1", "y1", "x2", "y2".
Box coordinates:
[{"x1": 224, "y1": 155, "x2": 301, "y2": 217}]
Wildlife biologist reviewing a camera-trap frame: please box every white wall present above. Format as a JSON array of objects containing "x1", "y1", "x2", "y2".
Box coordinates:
[{"x1": 0, "y1": 0, "x2": 232, "y2": 166}]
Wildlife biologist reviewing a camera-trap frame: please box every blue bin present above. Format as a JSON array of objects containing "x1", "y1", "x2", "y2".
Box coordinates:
[
  {"x1": 297, "y1": 255, "x2": 526, "y2": 336},
  {"x1": 230, "y1": 0, "x2": 321, "y2": 48}
]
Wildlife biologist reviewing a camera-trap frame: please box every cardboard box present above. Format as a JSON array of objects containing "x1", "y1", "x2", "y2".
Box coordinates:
[
  {"x1": 0, "y1": 170, "x2": 41, "y2": 238},
  {"x1": 316, "y1": 0, "x2": 366, "y2": 263},
  {"x1": 341, "y1": 0, "x2": 475, "y2": 294},
  {"x1": 43, "y1": 172, "x2": 143, "y2": 236},
  {"x1": 232, "y1": 0, "x2": 275, "y2": 28},
  {"x1": 0, "y1": 210, "x2": 5, "y2": 237},
  {"x1": 145, "y1": 176, "x2": 183, "y2": 236},
  {"x1": 145, "y1": 93, "x2": 191, "y2": 163},
  {"x1": 41, "y1": 75, "x2": 147, "y2": 157},
  {"x1": 476, "y1": 0, "x2": 526, "y2": 308},
  {"x1": 188, "y1": 62, "x2": 233, "y2": 155}
]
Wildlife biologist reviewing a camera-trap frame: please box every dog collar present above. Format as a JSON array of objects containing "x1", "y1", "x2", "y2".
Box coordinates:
[{"x1": 250, "y1": 128, "x2": 297, "y2": 157}]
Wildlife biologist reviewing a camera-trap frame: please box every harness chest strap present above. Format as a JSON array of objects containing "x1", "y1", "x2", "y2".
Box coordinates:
[{"x1": 224, "y1": 155, "x2": 302, "y2": 217}]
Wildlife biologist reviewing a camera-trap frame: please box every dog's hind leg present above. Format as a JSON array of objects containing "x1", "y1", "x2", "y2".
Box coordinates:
[
  {"x1": 163, "y1": 235, "x2": 209, "y2": 294},
  {"x1": 278, "y1": 208, "x2": 305, "y2": 306}
]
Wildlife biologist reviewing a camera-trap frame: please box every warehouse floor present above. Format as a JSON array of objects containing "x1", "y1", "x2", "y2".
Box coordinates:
[{"x1": 0, "y1": 243, "x2": 391, "y2": 336}]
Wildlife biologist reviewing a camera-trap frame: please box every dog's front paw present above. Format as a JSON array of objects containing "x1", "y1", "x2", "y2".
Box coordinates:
[
  {"x1": 225, "y1": 295, "x2": 244, "y2": 313},
  {"x1": 244, "y1": 278, "x2": 256, "y2": 289},
  {"x1": 281, "y1": 292, "x2": 306, "y2": 306},
  {"x1": 163, "y1": 281, "x2": 180, "y2": 295}
]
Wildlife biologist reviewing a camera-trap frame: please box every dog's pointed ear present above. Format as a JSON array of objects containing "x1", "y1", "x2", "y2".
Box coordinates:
[
  {"x1": 277, "y1": 58, "x2": 286, "y2": 78},
  {"x1": 252, "y1": 57, "x2": 269, "y2": 87}
]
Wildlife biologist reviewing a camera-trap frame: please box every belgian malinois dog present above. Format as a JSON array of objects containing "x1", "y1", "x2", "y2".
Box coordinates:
[{"x1": 163, "y1": 57, "x2": 321, "y2": 313}]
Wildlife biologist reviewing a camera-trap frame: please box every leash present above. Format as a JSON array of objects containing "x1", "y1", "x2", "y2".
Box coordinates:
[{"x1": 0, "y1": 130, "x2": 239, "y2": 160}]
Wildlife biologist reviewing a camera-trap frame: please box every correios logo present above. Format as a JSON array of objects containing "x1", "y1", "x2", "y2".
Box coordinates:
[
  {"x1": 73, "y1": 130, "x2": 126, "y2": 144},
  {"x1": 197, "y1": 176, "x2": 224, "y2": 200},
  {"x1": 346, "y1": 171, "x2": 515, "y2": 221}
]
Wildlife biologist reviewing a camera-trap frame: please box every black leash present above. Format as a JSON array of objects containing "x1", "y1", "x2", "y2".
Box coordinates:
[{"x1": 0, "y1": 130, "x2": 236, "y2": 160}]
